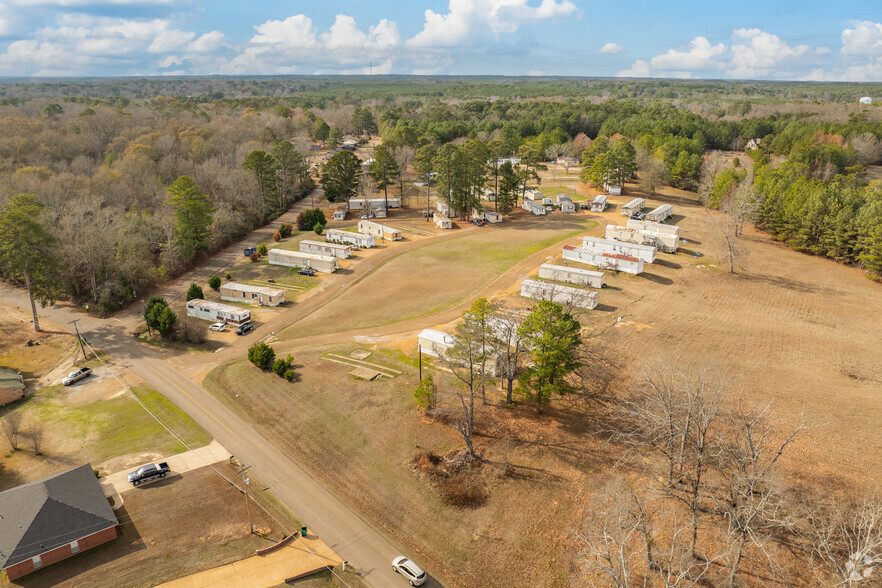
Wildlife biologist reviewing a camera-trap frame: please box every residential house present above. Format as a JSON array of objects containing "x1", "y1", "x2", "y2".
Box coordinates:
[
  {"x1": 185, "y1": 299, "x2": 251, "y2": 325},
  {"x1": 0, "y1": 367, "x2": 25, "y2": 405}
]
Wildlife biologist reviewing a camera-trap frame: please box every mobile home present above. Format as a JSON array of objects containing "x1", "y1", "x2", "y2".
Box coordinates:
[
  {"x1": 627, "y1": 219, "x2": 681, "y2": 237},
  {"x1": 621, "y1": 198, "x2": 645, "y2": 217},
  {"x1": 483, "y1": 211, "x2": 503, "y2": 223},
  {"x1": 645, "y1": 204, "x2": 673, "y2": 223},
  {"x1": 333, "y1": 205, "x2": 347, "y2": 221},
  {"x1": 267, "y1": 249, "x2": 338, "y2": 273},
  {"x1": 434, "y1": 213, "x2": 453, "y2": 229},
  {"x1": 186, "y1": 299, "x2": 251, "y2": 325},
  {"x1": 589, "y1": 194, "x2": 608, "y2": 212},
  {"x1": 358, "y1": 220, "x2": 402, "y2": 241},
  {"x1": 520, "y1": 279, "x2": 599, "y2": 310},
  {"x1": 538, "y1": 264, "x2": 605, "y2": 288},
  {"x1": 562, "y1": 245, "x2": 644, "y2": 275},
  {"x1": 220, "y1": 283, "x2": 286, "y2": 307},
  {"x1": 557, "y1": 194, "x2": 577, "y2": 213},
  {"x1": 604, "y1": 183, "x2": 622, "y2": 196},
  {"x1": 300, "y1": 239, "x2": 353, "y2": 259},
  {"x1": 522, "y1": 198, "x2": 547, "y2": 215},
  {"x1": 611, "y1": 223, "x2": 680, "y2": 253},
  {"x1": 524, "y1": 189, "x2": 542, "y2": 202},
  {"x1": 582, "y1": 236, "x2": 657, "y2": 263},
  {"x1": 325, "y1": 228, "x2": 375, "y2": 249},
  {"x1": 436, "y1": 200, "x2": 450, "y2": 216},
  {"x1": 418, "y1": 329, "x2": 456, "y2": 358},
  {"x1": 349, "y1": 198, "x2": 400, "y2": 210}
]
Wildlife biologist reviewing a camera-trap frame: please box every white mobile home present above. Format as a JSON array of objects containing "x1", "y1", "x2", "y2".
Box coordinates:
[
  {"x1": 325, "y1": 229, "x2": 376, "y2": 248},
  {"x1": 436, "y1": 200, "x2": 450, "y2": 216},
  {"x1": 582, "y1": 235, "x2": 657, "y2": 263},
  {"x1": 358, "y1": 220, "x2": 402, "y2": 241},
  {"x1": 621, "y1": 198, "x2": 645, "y2": 217},
  {"x1": 267, "y1": 249, "x2": 339, "y2": 273},
  {"x1": 520, "y1": 279, "x2": 599, "y2": 310},
  {"x1": 538, "y1": 264, "x2": 605, "y2": 288},
  {"x1": 349, "y1": 198, "x2": 400, "y2": 210},
  {"x1": 524, "y1": 189, "x2": 542, "y2": 202},
  {"x1": 418, "y1": 329, "x2": 456, "y2": 358},
  {"x1": 219, "y1": 283, "x2": 286, "y2": 307},
  {"x1": 434, "y1": 213, "x2": 453, "y2": 229},
  {"x1": 557, "y1": 194, "x2": 576, "y2": 213},
  {"x1": 186, "y1": 299, "x2": 251, "y2": 325},
  {"x1": 522, "y1": 198, "x2": 547, "y2": 215},
  {"x1": 562, "y1": 245, "x2": 644, "y2": 275},
  {"x1": 645, "y1": 204, "x2": 674, "y2": 223},
  {"x1": 627, "y1": 219, "x2": 681, "y2": 237},
  {"x1": 333, "y1": 206, "x2": 347, "y2": 221},
  {"x1": 590, "y1": 194, "x2": 608, "y2": 212},
  {"x1": 610, "y1": 223, "x2": 680, "y2": 254},
  {"x1": 300, "y1": 239, "x2": 353, "y2": 259},
  {"x1": 483, "y1": 211, "x2": 503, "y2": 223}
]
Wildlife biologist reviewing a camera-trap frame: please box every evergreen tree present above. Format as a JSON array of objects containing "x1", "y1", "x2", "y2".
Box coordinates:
[{"x1": 167, "y1": 175, "x2": 215, "y2": 263}]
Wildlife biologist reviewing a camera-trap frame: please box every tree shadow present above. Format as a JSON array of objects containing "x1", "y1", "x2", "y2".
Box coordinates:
[
  {"x1": 594, "y1": 303, "x2": 618, "y2": 313},
  {"x1": 640, "y1": 272, "x2": 674, "y2": 285},
  {"x1": 652, "y1": 258, "x2": 682, "y2": 270}
]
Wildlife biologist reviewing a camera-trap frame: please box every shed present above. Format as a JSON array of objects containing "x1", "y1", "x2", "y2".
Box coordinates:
[
  {"x1": 604, "y1": 183, "x2": 622, "y2": 196},
  {"x1": 590, "y1": 194, "x2": 608, "y2": 212},
  {"x1": 434, "y1": 213, "x2": 453, "y2": 229},
  {"x1": 538, "y1": 264, "x2": 605, "y2": 288},
  {"x1": 186, "y1": 299, "x2": 251, "y2": 325},
  {"x1": 483, "y1": 211, "x2": 503, "y2": 223},
  {"x1": 325, "y1": 229, "x2": 376, "y2": 248},
  {"x1": 582, "y1": 235, "x2": 657, "y2": 263},
  {"x1": 522, "y1": 199, "x2": 547, "y2": 215},
  {"x1": 621, "y1": 198, "x2": 645, "y2": 217},
  {"x1": 418, "y1": 329, "x2": 456, "y2": 358},
  {"x1": 520, "y1": 279, "x2": 598, "y2": 310},
  {"x1": 300, "y1": 239, "x2": 353, "y2": 259},
  {"x1": 562, "y1": 245, "x2": 644, "y2": 275},
  {"x1": 524, "y1": 189, "x2": 542, "y2": 202},
  {"x1": 0, "y1": 464, "x2": 121, "y2": 581},
  {"x1": 220, "y1": 283, "x2": 286, "y2": 307},
  {"x1": 268, "y1": 249, "x2": 339, "y2": 273},
  {"x1": 557, "y1": 194, "x2": 576, "y2": 213},
  {"x1": 333, "y1": 206, "x2": 347, "y2": 221},
  {"x1": 645, "y1": 204, "x2": 673, "y2": 223},
  {"x1": 0, "y1": 367, "x2": 25, "y2": 405},
  {"x1": 358, "y1": 220, "x2": 402, "y2": 241}
]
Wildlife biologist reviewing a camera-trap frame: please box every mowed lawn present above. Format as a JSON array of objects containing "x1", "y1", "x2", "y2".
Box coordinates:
[{"x1": 281, "y1": 215, "x2": 598, "y2": 338}]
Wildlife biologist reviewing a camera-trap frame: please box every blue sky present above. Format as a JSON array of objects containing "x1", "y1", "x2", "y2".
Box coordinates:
[{"x1": 0, "y1": 0, "x2": 880, "y2": 80}]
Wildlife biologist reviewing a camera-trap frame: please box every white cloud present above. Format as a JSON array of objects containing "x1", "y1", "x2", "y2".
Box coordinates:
[
  {"x1": 841, "y1": 21, "x2": 882, "y2": 58},
  {"x1": 407, "y1": 0, "x2": 578, "y2": 48},
  {"x1": 728, "y1": 28, "x2": 819, "y2": 78},
  {"x1": 251, "y1": 14, "x2": 317, "y2": 47},
  {"x1": 617, "y1": 59, "x2": 649, "y2": 77},
  {"x1": 650, "y1": 36, "x2": 726, "y2": 70},
  {"x1": 321, "y1": 15, "x2": 399, "y2": 51},
  {"x1": 599, "y1": 42, "x2": 621, "y2": 54},
  {"x1": 188, "y1": 31, "x2": 225, "y2": 53},
  {"x1": 147, "y1": 28, "x2": 194, "y2": 53}
]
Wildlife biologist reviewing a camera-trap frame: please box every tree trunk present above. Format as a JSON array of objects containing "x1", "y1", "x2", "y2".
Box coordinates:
[
  {"x1": 727, "y1": 534, "x2": 745, "y2": 588},
  {"x1": 24, "y1": 271, "x2": 40, "y2": 333},
  {"x1": 426, "y1": 184, "x2": 430, "y2": 222},
  {"x1": 506, "y1": 377, "x2": 514, "y2": 404}
]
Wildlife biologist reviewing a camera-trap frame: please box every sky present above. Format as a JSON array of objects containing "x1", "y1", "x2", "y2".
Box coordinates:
[{"x1": 0, "y1": 0, "x2": 880, "y2": 80}]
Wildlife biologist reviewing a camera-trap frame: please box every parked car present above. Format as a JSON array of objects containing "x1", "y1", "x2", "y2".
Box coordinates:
[
  {"x1": 471, "y1": 219, "x2": 483, "y2": 226},
  {"x1": 298, "y1": 268, "x2": 316, "y2": 276},
  {"x1": 630, "y1": 212, "x2": 646, "y2": 220},
  {"x1": 127, "y1": 462, "x2": 170, "y2": 487},
  {"x1": 235, "y1": 323, "x2": 255, "y2": 336},
  {"x1": 62, "y1": 367, "x2": 92, "y2": 386},
  {"x1": 392, "y1": 556, "x2": 427, "y2": 586},
  {"x1": 209, "y1": 322, "x2": 226, "y2": 332}
]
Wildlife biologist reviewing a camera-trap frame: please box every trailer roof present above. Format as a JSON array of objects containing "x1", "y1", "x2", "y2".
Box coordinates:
[
  {"x1": 186, "y1": 299, "x2": 250, "y2": 315},
  {"x1": 539, "y1": 263, "x2": 604, "y2": 277},
  {"x1": 221, "y1": 282, "x2": 285, "y2": 297}
]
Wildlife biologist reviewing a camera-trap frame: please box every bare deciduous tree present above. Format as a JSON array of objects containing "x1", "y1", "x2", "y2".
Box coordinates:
[
  {"x1": 2, "y1": 412, "x2": 23, "y2": 450},
  {"x1": 490, "y1": 304, "x2": 526, "y2": 405},
  {"x1": 722, "y1": 168, "x2": 759, "y2": 237},
  {"x1": 25, "y1": 421, "x2": 45, "y2": 454},
  {"x1": 707, "y1": 211, "x2": 745, "y2": 274}
]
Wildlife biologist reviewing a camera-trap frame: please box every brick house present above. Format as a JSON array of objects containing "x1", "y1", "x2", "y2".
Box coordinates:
[
  {"x1": 0, "y1": 464, "x2": 120, "y2": 580},
  {"x1": 0, "y1": 367, "x2": 25, "y2": 405}
]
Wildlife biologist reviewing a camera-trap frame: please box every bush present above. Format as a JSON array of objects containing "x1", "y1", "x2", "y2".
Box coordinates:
[
  {"x1": 225, "y1": 273, "x2": 232, "y2": 280},
  {"x1": 257, "y1": 244, "x2": 268, "y2": 256},
  {"x1": 249, "y1": 251, "x2": 259, "y2": 262},
  {"x1": 208, "y1": 275, "x2": 221, "y2": 290},
  {"x1": 186, "y1": 283, "x2": 204, "y2": 301},
  {"x1": 272, "y1": 231, "x2": 281, "y2": 242},
  {"x1": 438, "y1": 471, "x2": 487, "y2": 507},
  {"x1": 144, "y1": 295, "x2": 167, "y2": 324},
  {"x1": 279, "y1": 222, "x2": 294, "y2": 238},
  {"x1": 414, "y1": 375, "x2": 435, "y2": 409},
  {"x1": 176, "y1": 315, "x2": 207, "y2": 344},
  {"x1": 247, "y1": 342, "x2": 275, "y2": 370},
  {"x1": 313, "y1": 222, "x2": 324, "y2": 235},
  {"x1": 272, "y1": 358, "x2": 288, "y2": 376},
  {"x1": 298, "y1": 208, "x2": 326, "y2": 231},
  {"x1": 283, "y1": 370, "x2": 294, "y2": 382}
]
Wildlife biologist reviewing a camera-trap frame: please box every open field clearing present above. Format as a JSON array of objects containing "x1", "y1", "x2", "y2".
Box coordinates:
[
  {"x1": 280, "y1": 214, "x2": 598, "y2": 338},
  {"x1": 0, "y1": 304, "x2": 76, "y2": 385}
]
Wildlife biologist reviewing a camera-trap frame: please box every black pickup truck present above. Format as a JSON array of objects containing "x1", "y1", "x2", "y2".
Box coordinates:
[{"x1": 127, "y1": 462, "x2": 170, "y2": 486}]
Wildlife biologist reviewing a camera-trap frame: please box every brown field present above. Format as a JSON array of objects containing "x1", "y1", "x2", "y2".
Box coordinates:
[
  {"x1": 0, "y1": 303, "x2": 76, "y2": 385},
  {"x1": 202, "y1": 184, "x2": 882, "y2": 587}
]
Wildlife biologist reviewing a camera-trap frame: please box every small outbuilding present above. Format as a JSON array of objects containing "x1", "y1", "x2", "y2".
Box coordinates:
[
  {"x1": 325, "y1": 228, "x2": 376, "y2": 248},
  {"x1": 333, "y1": 206, "x2": 347, "y2": 221},
  {"x1": 186, "y1": 299, "x2": 251, "y2": 325},
  {"x1": 483, "y1": 211, "x2": 503, "y2": 223},
  {"x1": 268, "y1": 249, "x2": 339, "y2": 273},
  {"x1": 621, "y1": 198, "x2": 645, "y2": 217},
  {"x1": 418, "y1": 329, "x2": 456, "y2": 358},
  {"x1": 220, "y1": 283, "x2": 286, "y2": 307},
  {"x1": 538, "y1": 264, "x2": 605, "y2": 288},
  {"x1": 0, "y1": 367, "x2": 25, "y2": 405},
  {"x1": 557, "y1": 194, "x2": 577, "y2": 213},
  {"x1": 562, "y1": 245, "x2": 644, "y2": 275},
  {"x1": 582, "y1": 235, "x2": 657, "y2": 263},
  {"x1": 604, "y1": 183, "x2": 622, "y2": 196},
  {"x1": 300, "y1": 239, "x2": 353, "y2": 259},
  {"x1": 589, "y1": 194, "x2": 608, "y2": 212},
  {"x1": 434, "y1": 213, "x2": 453, "y2": 229},
  {"x1": 358, "y1": 220, "x2": 402, "y2": 241},
  {"x1": 645, "y1": 204, "x2": 673, "y2": 223},
  {"x1": 0, "y1": 464, "x2": 121, "y2": 581},
  {"x1": 520, "y1": 279, "x2": 599, "y2": 310}
]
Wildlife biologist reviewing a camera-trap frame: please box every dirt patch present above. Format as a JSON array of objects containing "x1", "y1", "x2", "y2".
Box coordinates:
[{"x1": 0, "y1": 303, "x2": 77, "y2": 385}]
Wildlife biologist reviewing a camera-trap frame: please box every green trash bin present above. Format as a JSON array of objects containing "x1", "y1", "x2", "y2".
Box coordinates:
[{"x1": 300, "y1": 526, "x2": 308, "y2": 537}]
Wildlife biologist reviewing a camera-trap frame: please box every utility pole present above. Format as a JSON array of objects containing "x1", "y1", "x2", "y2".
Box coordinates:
[
  {"x1": 69, "y1": 319, "x2": 87, "y2": 361},
  {"x1": 236, "y1": 466, "x2": 253, "y2": 534},
  {"x1": 418, "y1": 344, "x2": 422, "y2": 381}
]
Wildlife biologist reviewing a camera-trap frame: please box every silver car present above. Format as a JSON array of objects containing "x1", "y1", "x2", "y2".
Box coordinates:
[
  {"x1": 392, "y1": 556, "x2": 427, "y2": 586},
  {"x1": 62, "y1": 367, "x2": 92, "y2": 386}
]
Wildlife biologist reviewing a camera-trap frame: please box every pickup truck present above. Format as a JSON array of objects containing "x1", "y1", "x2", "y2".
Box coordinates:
[{"x1": 127, "y1": 462, "x2": 170, "y2": 486}]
